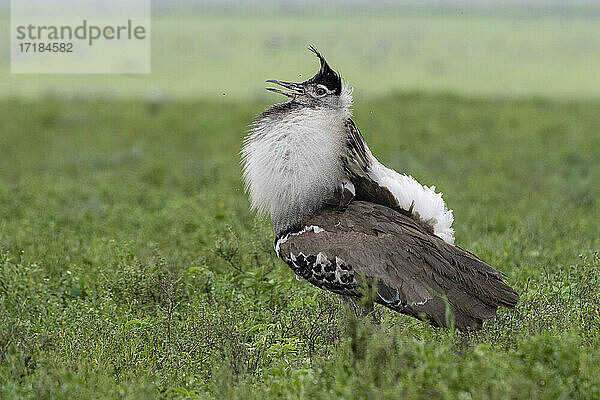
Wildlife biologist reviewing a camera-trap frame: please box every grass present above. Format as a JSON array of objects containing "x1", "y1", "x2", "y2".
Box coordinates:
[
  {"x1": 2, "y1": 12, "x2": 600, "y2": 99},
  {"x1": 1, "y1": 93, "x2": 600, "y2": 398}
]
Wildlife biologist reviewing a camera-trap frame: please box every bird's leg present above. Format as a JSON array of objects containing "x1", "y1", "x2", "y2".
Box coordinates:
[
  {"x1": 359, "y1": 299, "x2": 382, "y2": 327},
  {"x1": 338, "y1": 295, "x2": 362, "y2": 317},
  {"x1": 337, "y1": 295, "x2": 381, "y2": 327}
]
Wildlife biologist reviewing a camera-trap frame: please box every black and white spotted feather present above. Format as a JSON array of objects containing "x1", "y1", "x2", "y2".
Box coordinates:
[{"x1": 276, "y1": 202, "x2": 519, "y2": 331}]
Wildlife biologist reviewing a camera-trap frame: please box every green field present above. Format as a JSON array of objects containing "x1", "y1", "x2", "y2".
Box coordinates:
[
  {"x1": 1, "y1": 93, "x2": 599, "y2": 398},
  {"x1": 2, "y1": 12, "x2": 600, "y2": 99}
]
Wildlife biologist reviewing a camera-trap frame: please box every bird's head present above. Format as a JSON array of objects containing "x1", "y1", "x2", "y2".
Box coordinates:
[{"x1": 266, "y1": 46, "x2": 352, "y2": 111}]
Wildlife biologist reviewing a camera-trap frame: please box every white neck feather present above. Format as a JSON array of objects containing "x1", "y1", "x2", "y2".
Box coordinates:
[{"x1": 242, "y1": 104, "x2": 351, "y2": 235}]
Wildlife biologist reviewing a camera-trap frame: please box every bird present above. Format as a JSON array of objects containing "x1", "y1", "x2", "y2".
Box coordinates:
[{"x1": 241, "y1": 46, "x2": 519, "y2": 331}]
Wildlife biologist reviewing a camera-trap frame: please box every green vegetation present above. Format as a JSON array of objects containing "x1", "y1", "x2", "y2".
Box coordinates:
[
  {"x1": 2, "y1": 13, "x2": 600, "y2": 99},
  {"x1": 1, "y1": 93, "x2": 599, "y2": 398}
]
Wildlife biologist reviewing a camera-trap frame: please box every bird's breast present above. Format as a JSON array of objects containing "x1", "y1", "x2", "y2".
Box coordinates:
[{"x1": 242, "y1": 110, "x2": 347, "y2": 234}]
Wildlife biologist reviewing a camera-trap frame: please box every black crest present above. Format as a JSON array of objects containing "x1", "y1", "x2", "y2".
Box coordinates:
[{"x1": 305, "y1": 46, "x2": 342, "y2": 95}]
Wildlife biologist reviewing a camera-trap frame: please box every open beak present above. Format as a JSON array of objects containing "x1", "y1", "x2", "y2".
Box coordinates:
[{"x1": 266, "y1": 80, "x2": 304, "y2": 97}]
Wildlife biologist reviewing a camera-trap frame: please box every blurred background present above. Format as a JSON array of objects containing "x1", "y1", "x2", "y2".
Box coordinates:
[{"x1": 2, "y1": 0, "x2": 600, "y2": 100}]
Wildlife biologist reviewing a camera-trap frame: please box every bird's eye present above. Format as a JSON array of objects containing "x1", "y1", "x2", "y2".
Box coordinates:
[{"x1": 315, "y1": 86, "x2": 327, "y2": 96}]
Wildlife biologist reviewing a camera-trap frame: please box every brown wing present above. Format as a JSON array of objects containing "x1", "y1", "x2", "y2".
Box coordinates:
[
  {"x1": 277, "y1": 201, "x2": 519, "y2": 331},
  {"x1": 342, "y1": 119, "x2": 398, "y2": 209}
]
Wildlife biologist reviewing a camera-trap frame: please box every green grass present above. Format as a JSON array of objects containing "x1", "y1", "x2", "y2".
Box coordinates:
[
  {"x1": 1, "y1": 94, "x2": 600, "y2": 398},
  {"x1": 2, "y1": 12, "x2": 600, "y2": 99}
]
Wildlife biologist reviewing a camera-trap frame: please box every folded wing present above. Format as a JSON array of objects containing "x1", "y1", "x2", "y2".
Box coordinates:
[
  {"x1": 342, "y1": 119, "x2": 455, "y2": 244},
  {"x1": 276, "y1": 201, "x2": 519, "y2": 331}
]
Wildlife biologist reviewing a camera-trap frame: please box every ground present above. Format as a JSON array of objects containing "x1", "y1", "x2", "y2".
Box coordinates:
[{"x1": 1, "y1": 94, "x2": 599, "y2": 399}]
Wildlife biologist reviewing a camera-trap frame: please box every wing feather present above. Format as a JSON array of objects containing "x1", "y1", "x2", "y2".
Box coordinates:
[
  {"x1": 277, "y1": 201, "x2": 519, "y2": 331},
  {"x1": 342, "y1": 119, "x2": 455, "y2": 243}
]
